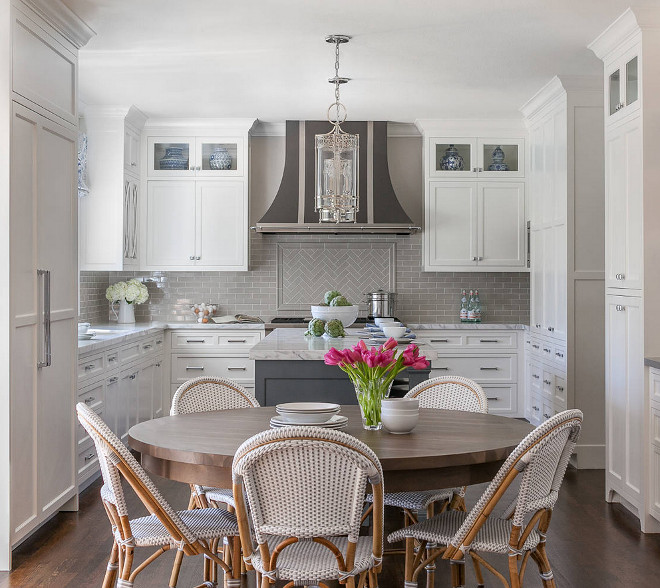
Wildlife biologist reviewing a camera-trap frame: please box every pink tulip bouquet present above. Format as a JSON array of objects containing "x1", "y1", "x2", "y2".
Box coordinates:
[{"x1": 324, "y1": 338, "x2": 429, "y2": 430}]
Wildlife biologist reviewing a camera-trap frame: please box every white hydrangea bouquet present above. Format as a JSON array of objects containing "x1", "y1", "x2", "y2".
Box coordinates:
[{"x1": 106, "y1": 279, "x2": 148, "y2": 323}]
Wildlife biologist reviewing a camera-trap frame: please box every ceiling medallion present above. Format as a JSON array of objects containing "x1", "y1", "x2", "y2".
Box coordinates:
[{"x1": 315, "y1": 34, "x2": 359, "y2": 223}]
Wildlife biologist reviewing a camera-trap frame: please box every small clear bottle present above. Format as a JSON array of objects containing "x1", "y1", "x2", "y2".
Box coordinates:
[
  {"x1": 467, "y1": 290, "x2": 476, "y2": 323},
  {"x1": 460, "y1": 289, "x2": 468, "y2": 322},
  {"x1": 473, "y1": 289, "x2": 482, "y2": 323}
]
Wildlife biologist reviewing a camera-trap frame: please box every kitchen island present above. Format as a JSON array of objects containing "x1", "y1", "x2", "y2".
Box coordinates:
[{"x1": 249, "y1": 328, "x2": 435, "y2": 406}]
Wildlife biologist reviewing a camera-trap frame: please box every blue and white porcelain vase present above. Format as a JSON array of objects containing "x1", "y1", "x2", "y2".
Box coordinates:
[
  {"x1": 159, "y1": 147, "x2": 188, "y2": 170},
  {"x1": 440, "y1": 144, "x2": 464, "y2": 171},
  {"x1": 488, "y1": 145, "x2": 509, "y2": 171},
  {"x1": 209, "y1": 146, "x2": 232, "y2": 170}
]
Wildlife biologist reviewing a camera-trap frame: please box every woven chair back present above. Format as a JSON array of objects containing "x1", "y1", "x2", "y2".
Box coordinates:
[
  {"x1": 233, "y1": 426, "x2": 383, "y2": 544},
  {"x1": 448, "y1": 409, "x2": 582, "y2": 553},
  {"x1": 405, "y1": 375, "x2": 488, "y2": 413},
  {"x1": 171, "y1": 376, "x2": 259, "y2": 415},
  {"x1": 76, "y1": 402, "x2": 197, "y2": 544}
]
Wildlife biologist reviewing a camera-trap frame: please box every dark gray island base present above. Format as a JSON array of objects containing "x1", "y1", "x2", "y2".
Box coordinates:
[{"x1": 254, "y1": 360, "x2": 431, "y2": 406}]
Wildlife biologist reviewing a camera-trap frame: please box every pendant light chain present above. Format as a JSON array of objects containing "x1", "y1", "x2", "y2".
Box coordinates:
[{"x1": 334, "y1": 39, "x2": 341, "y2": 126}]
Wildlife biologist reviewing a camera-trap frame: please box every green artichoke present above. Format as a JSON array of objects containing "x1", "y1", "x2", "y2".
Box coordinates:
[
  {"x1": 305, "y1": 318, "x2": 325, "y2": 337},
  {"x1": 329, "y1": 295, "x2": 350, "y2": 307},
  {"x1": 324, "y1": 290, "x2": 342, "y2": 305},
  {"x1": 325, "y1": 319, "x2": 346, "y2": 338}
]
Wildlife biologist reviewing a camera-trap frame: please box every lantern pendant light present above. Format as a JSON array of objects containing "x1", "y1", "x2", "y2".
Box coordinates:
[{"x1": 315, "y1": 34, "x2": 359, "y2": 223}]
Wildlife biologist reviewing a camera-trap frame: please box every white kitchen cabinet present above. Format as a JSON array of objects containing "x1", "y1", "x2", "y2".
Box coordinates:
[
  {"x1": 604, "y1": 116, "x2": 643, "y2": 291},
  {"x1": 423, "y1": 330, "x2": 524, "y2": 417},
  {"x1": 424, "y1": 180, "x2": 525, "y2": 271},
  {"x1": 145, "y1": 180, "x2": 247, "y2": 270},
  {"x1": 427, "y1": 136, "x2": 524, "y2": 178},
  {"x1": 606, "y1": 294, "x2": 644, "y2": 510},
  {"x1": 521, "y1": 76, "x2": 604, "y2": 469},
  {"x1": 79, "y1": 106, "x2": 147, "y2": 271}
]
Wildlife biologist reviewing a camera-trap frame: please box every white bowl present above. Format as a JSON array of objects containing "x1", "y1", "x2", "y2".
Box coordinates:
[
  {"x1": 382, "y1": 411, "x2": 419, "y2": 434},
  {"x1": 78, "y1": 322, "x2": 91, "y2": 335},
  {"x1": 382, "y1": 398, "x2": 419, "y2": 412},
  {"x1": 374, "y1": 317, "x2": 396, "y2": 326},
  {"x1": 381, "y1": 325, "x2": 407, "y2": 339},
  {"x1": 276, "y1": 402, "x2": 341, "y2": 423},
  {"x1": 310, "y1": 304, "x2": 359, "y2": 327}
]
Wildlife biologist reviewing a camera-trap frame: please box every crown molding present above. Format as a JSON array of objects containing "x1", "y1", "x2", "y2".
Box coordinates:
[
  {"x1": 519, "y1": 77, "x2": 566, "y2": 120},
  {"x1": 414, "y1": 118, "x2": 526, "y2": 135},
  {"x1": 588, "y1": 8, "x2": 640, "y2": 60},
  {"x1": 144, "y1": 118, "x2": 257, "y2": 133},
  {"x1": 250, "y1": 120, "x2": 420, "y2": 138},
  {"x1": 21, "y1": 0, "x2": 95, "y2": 49}
]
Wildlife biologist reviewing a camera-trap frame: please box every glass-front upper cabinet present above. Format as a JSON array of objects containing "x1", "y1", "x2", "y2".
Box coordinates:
[
  {"x1": 429, "y1": 137, "x2": 524, "y2": 178},
  {"x1": 608, "y1": 52, "x2": 639, "y2": 119},
  {"x1": 147, "y1": 136, "x2": 244, "y2": 177}
]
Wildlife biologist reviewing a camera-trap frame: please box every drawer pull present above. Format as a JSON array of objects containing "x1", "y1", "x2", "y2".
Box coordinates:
[
  {"x1": 107, "y1": 377, "x2": 118, "y2": 384},
  {"x1": 108, "y1": 355, "x2": 117, "y2": 362},
  {"x1": 156, "y1": 340, "x2": 163, "y2": 345},
  {"x1": 556, "y1": 385, "x2": 564, "y2": 392},
  {"x1": 435, "y1": 367, "x2": 450, "y2": 371},
  {"x1": 186, "y1": 366, "x2": 205, "y2": 371},
  {"x1": 480, "y1": 367, "x2": 499, "y2": 371},
  {"x1": 227, "y1": 366, "x2": 247, "y2": 371},
  {"x1": 535, "y1": 324, "x2": 541, "y2": 328},
  {"x1": 555, "y1": 352, "x2": 564, "y2": 358},
  {"x1": 186, "y1": 339, "x2": 206, "y2": 343},
  {"x1": 615, "y1": 305, "x2": 625, "y2": 312},
  {"x1": 143, "y1": 344, "x2": 153, "y2": 350},
  {"x1": 543, "y1": 347, "x2": 551, "y2": 353},
  {"x1": 84, "y1": 396, "x2": 95, "y2": 404},
  {"x1": 227, "y1": 339, "x2": 248, "y2": 343},
  {"x1": 486, "y1": 396, "x2": 499, "y2": 401},
  {"x1": 84, "y1": 364, "x2": 96, "y2": 371},
  {"x1": 547, "y1": 327, "x2": 554, "y2": 332},
  {"x1": 532, "y1": 374, "x2": 540, "y2": 379},
  {"x1": 430, "y1": 339, "x2": 449, "y2": 343},
  {"x1": 543, "y1": 379, "x2": 552, "y2": 385},
  {"x1": 479, "y1": 339, "x2": 499, "y2": 343},
  {"x1": 532, "y1": 405, "x2": 540, "y2": 411},
  {"x1": 532, "y1": 344, "x2": 540, "y2": 349},
  {"x1": 129, "y1": 374, "x2": 137, "y2": 380},
  {"x1": 543, "y1": 413, "x2": 552, "y2": 419},
  {"x1": 155, "y1": 362, "x2": 161, "y2": 368},
  {"x1": 84, "y1": 452, "x2": 95, "y2": 462}
]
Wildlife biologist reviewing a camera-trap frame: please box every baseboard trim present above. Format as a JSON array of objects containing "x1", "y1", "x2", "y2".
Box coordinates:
[{"x1": 574, "y1": 443, "x2": 605, "y2": 469}]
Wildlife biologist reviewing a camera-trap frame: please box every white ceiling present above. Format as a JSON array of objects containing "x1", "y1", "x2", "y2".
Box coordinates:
[{"x1": 65, "y1": 0, "x2": 655, "y2": 122}]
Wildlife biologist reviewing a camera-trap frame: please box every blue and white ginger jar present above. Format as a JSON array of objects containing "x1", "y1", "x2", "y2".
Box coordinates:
[
  {"x1": 159, "y1": 147, "x2": 188, "y2": 170},
  {"x1": 209, "y1": 146, "x2": 232, "y2": 170},
  {"x1": 488, "y1": 145, "x2": 509, "y2": 171},
  {"x1": 440, "y1": 144, "x2": 464, "y2": 171}
]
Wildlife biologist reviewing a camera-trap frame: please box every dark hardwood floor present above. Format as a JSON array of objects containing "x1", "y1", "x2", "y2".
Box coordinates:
[{"x1": 1, "y1": 469, "x2": 659, "y2": 587}]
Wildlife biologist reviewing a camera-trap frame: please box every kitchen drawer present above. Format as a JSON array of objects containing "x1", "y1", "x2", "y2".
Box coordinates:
[
  {"x1": 528, "y1": 361, "x2": 542, "y2": 392},
  {"x1": 140, "y1": 337, "x2": 157, "y2": 355},
  {"x1": 464, "y1": 333, "x2": 516, "y2": 349},
  {"x1": 171, "y1": 355, "x2": 255, "y2": 383},
  {"x1": 77, "y1": 379, "x2": 104, "y2": 412},
  {"x1": 154, "y1": 334, "x2": 166, "y2": 353},
  {"x1": 652, "y1": 406, "x2": 660, "y2": 447},
  {"x1": 430, "y1": 355, "x2": 515, "y2": 382},
  {"x1": 77, "y1": 404, "x2": 103, "y2": 445},
  {"x1": 529, "y1": 337, "x2": 542, "y2": 357},
  {"x1": 171, "y1": 332, "x2": 217, "y2": 349},
  {"x1": 425, "y1": 334, "x2": 463, "y2": 349},
  {"x1": 119, "y1": 340, "x2": 143, "y2": 365},
  {"x1": 554, "y1": 375, "x2": 567, "y2": 407},
  {"x1": 216, "y1": 332, "x2": 262, "y2": 348},
  {"x1": 77, "y1": 438, "x2": 100, "y2": 482},
  {"x1": 528, "y1": 392, "x2": 543, "y2": 426},
  {"x1": 78, "y1": 352, "x2": 105, "y2": 382},
  {"x1": 483, "y1": 384, "x2": 517, "y2": 415},
  {"x1": 540, "y1": 341, "x2": 554, "y2": 362},
  {"x1": 105, "y1": 349, "x2": 120, "y2": 370},
  {"x1": 553, "y1": 345, "x2": 567, "y2": 368},
  {"x1": 542, "y1": 398, "x2": 554, "y2": 422},
  {"x1": 542, "y1": 370, "x2": 554, "y2": 399}
]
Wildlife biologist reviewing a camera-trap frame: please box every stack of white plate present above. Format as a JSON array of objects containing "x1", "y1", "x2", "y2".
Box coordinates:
[{"x1": 270, "y1": 402, "x2": 348, "y2": 429}]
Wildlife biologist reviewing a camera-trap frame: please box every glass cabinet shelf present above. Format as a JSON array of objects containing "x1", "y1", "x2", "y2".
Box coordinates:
[
  {"x1": 147, "y1": 136, "x2": 244, "y2": 177},
  {"x1": 429, "y1": 137, "x2": 524, "y2": 178}
]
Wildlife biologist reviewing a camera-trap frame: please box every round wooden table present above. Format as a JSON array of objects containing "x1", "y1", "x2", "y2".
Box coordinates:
[{"x1": 128, "y1": 406, "x2": 534, "y2": 492}]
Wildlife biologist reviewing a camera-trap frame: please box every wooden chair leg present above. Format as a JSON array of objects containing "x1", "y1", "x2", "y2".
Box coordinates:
[
  {"x1": 102, "y1": 541, "x2": 119, "y2": 588},
  {"x1": 530, "y1": 548, "x2": 556, "y2": 588},
  {"x1": 449, "y1": 559, "x2": 465, "y2": 588},
  {"x1": 405, "y1": 536, "x2": 416, "y2": 585},
  {"x1": 120, "y1": 545, "x2": 135, "y2": 587},
  {"x1": 470, "y1": 555, "x2": 485, "y2": 587},
  {"x1": 169, "y1": 547, "x2": 184, "y2": 588},
  {"x1": 369, "y1": 568, "x2": 379, "y2": 587},
  {"x1": 508, "y1": 553, "x2": 521, "y2": 588},
  {"x1": 425, "y1": 503, "x2": 436, "y2": 588}
]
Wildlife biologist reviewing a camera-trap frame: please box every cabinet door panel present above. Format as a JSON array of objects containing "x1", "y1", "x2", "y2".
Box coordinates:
[
  {"x1": 153, "y1": 358, "x2": 164, "y2": 419},
  {"x1": 529, "y1": 124, "x2": 544, "y2": 228},
  {"x1": 606, "y1": 295, "x2": 643, "y2": 506},
  {"x1": 478, "y1": 182, "x2": 525, "y2": 267},
  {"x1": 530, "y1": 229, "x2": 544, "y2": 331},
  {"x1": 542, "y1": 228, "x2": 555, "y2": 333},
  {"x1": 425, "y1": 182, "x2": 477, "y2": 268},
  {"x1": 137, "y1": 363, "x2": 154, "y2": 423},
  {"x1": 146, "y1": 181, "x2": 196, "y2": 267},
  {"x1": 552, "y1": 224, "x2": 567, "y2": 340},
  {"x1": 196, "y1": 181, "x2": 246, "y2": 269},
  {"x1": 605, "y1": 119, "x2": 642, "y2": 290}
]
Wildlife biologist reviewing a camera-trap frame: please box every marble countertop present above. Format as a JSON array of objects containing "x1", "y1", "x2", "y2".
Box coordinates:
[
  {"x1": 78, "y1": 321, "x2": 265, "y2": 354},
  {"x1": 645, "y1": 357, "x2": 660, "y2": 369},
  {"x1": 408, "y1": 323, "x2": 526, "y2": 330},
  {"x1": 249, "y1": 328, "x2": 438, "y2": 361}
]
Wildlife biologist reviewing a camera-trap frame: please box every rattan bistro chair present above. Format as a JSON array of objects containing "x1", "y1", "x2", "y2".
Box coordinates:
[
  {"x1": 232, "y1": 426, "x2": 385, "y2": 588},
  {"x1": 388, "y1": 409, "x2": 583, "y2": 588},
  {"x1": 76, "y1": 402, "x2": 242, "y2": 588},
  {"x1": 170, "y1": 376, "x2": 260, "y2": 509}
]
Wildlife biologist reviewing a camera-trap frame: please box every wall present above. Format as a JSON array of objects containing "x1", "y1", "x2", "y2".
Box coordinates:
[{"x1": 80, "y1": 134, "x2": 530, "y2": 324}]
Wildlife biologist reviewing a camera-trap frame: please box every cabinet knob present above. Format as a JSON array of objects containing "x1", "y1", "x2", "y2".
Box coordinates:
[
  {"x1": 556, "y1": 385, "x2": 564, "y2": 392},
  {"x1": 535, "y1": 324, "x2": 541, "y2": 328},
  {"x1": 543, "y1": 413, "x2": 552, "y2": 419},
  {"x1": 84, "y1": 396, "x2": 95, "y2": 404},
  {"x1": 532, "y1": 374, "x2": 540, "y2": 379},
  {"x1": 130, "y1": 162, "x2": 137, "y2": 167},
  {"x1": 532, "y1": 405, "x2": 540, "y2": 411},
  {"x1": 615, "y1": 304, "x2": 625, "y2": 311},
  {"x1": 543, "y1": 379, "x2": 552, "y2": 385},
  {"x1": 472, "y1": 256, "x2": 478, "y2": 261},
  {"x1": 615, "y1": 273, "x2": 625, "y2": 280},
  {"x1": 547, "y1": 326, "x2": 554, "y2": 332},
  {"x1": 472, "y1": 167, "x2": 477, "y2": 172},
  {"x1": 195, "y1": 256, "x2": 201, "y2": 261},
  {"x1": 84, "y1": 453, "x2": 95, "y2": 462},
  {"x1": 532, "y1": 344, "x2": 540, "y2": 349},
  {"x1": 189, "y1": 256, "x2": 195, "y2": 260},
  {"x1": 108, "y1": 377, "x2": 118, "y2": 384}
]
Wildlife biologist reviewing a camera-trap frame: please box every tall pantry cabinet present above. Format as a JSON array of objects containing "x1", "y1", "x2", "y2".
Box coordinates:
[
  {"x1": 590, "y1": 8, "x2": 660, "y2": 532},
  {"x1": 1, "y1": 0, "x2": 93, "y2": 568},
  {"x1": 520, "y1": 76, "x2": 605, "y2": 468}
]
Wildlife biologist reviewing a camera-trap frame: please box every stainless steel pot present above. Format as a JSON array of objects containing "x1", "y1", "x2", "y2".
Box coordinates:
[{"x1": 365, "y1": 289, "x2": 397, "y2": 318}]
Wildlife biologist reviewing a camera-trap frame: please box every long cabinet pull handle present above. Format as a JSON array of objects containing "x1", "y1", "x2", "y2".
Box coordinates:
[
  {"x1": 186, "y1": 339, "x2": 206, "y2": 343},
  {"x1": 479, "y1": 339, "x2": 499, "y2": 343},
  {"x1": 480, "y1": 367, "x2": 499, "y2": 371},
  {"x1": 84, "y1": 396, "x2": 95, "y2": 404},
  {"x1": 108, "y1": 377, "x2": 118, "y2": 384},
  {"x1": 430, "y1": 339, "x2": 449, "y2": 343},
  {"x1": 37, "y1": 269, "x2": 51, "y2": 368},
  {"x1": 227, "y1": 366, "x2": 247, "y2": 371},
  {"x1": 435, "y1": 367, "x2": 450, "y2": 371},
  {"x1": 227, "y1": 339, "x2": 247, "y2": 343},
  {"x1": 84, "y1": 453, "x2": 95, "y2": 462},
  {"x1": 486, "y1": 396, "x2": 499, "y2": 401},
  {"x1": 186, "y1": 366, "x2": 205, "y2": 371}
]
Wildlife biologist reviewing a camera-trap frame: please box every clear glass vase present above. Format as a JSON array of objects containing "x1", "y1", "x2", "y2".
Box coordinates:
[{"x1": 354, "y1": 377, "x2": 393, "y2": 431}]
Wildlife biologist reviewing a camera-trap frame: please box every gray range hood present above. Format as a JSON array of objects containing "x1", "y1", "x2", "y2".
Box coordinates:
[{"x1": 254, "y1": 121, "x2": 420, "y2": 234}]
